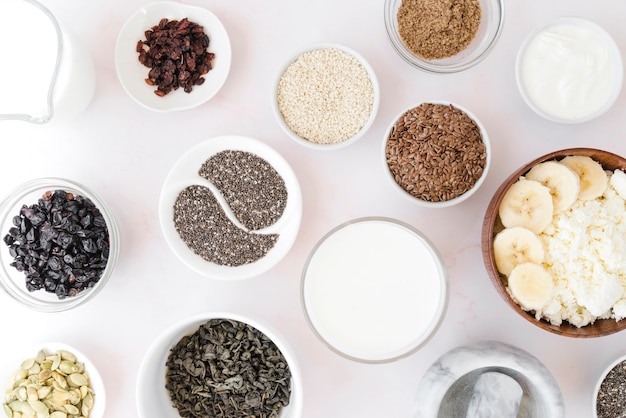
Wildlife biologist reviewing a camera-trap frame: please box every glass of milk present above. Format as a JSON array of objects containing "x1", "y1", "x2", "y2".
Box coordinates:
[
  {"x1": 301, "y1": 217, "x2": 448, "y2": 363},
  {"x1": 0, "y1": 0, "x2": 96, "y2": 124}
]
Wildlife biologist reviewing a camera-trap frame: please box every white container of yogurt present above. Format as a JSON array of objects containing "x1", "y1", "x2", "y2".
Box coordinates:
[
  {"x1": 516, "y1": 17, "x2": 623, "y2": 124},
  {"x1": 0, "y1": 0, "x2": 96, "y2": 124},
  {"x1": 301, "y1": 217, "x2": 448, "y2": 363}
]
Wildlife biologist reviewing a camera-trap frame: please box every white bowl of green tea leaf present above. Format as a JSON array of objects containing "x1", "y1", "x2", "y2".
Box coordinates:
[{"x1": 136, "y1": 312, "x2": 303, "y2": 418}]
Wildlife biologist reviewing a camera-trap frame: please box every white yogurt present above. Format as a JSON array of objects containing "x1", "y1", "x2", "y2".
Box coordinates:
[
  {"x1": 517, "y1": 18, "x2": 623, "y2": 123},
  {"x1": 302, "y1": 218, "x2": 447, "y2": 362}
]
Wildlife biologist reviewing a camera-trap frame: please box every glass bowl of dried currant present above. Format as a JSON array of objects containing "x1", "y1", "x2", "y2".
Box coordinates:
[
  {"x1": 115, "y1": 1, "x2": 231, "y2": 112},
  {"x1": 0, "y1": 178, "x2": 119, "y2": 312},
  {"x1": 136, "y1": 311, "x2": 303, "y2": 418},
  {"x1": 384, "y1": 0, "x2": 504, "y2": 73},
  {"x1": 382, "y1": 100, "x2": 491, "y2": 208}
]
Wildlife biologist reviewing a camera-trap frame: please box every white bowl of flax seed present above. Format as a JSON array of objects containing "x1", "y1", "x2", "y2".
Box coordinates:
[
  {"x1": 273, "y1": 43, "x2": 380, "y2": 150},
  {"x1": 384, "y1": 0, "x2": 504, "y2": 73},
  {"x1": 382, "y1": 101, "x2": 491, "y2": 208}
]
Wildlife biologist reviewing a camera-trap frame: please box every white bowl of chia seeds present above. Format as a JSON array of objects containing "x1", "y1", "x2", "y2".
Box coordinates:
[
  {"x1": 382, "y1": 100, "x2": 491, "y2": 208},
  {"x1": 159, "y1": 135, "x2": 302, "y2": 280},
  {"x1": 273, "y1": 42, "x2": 380, "y2": 150},
  {"x1": 136, "y1": 311, "x2": 303, "y2": 418},
  {"x1": 0, "y1": 178, "x2": 119, "y2": 312}
]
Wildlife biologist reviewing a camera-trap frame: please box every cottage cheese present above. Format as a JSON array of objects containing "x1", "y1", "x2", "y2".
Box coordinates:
[{"x1": 532, "y1": 169, "x2": 626, "y2": 327}]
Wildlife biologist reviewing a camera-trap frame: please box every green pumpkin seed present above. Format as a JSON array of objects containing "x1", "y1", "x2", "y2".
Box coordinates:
[
  {"x1": 29, "y1": 400, "x2": 48, "y2": 414},
  {"x1": 67, "y1": 374, "x2": 87, "y2": 388},
  {"x1": 19, "y1": 360, "x2": 34, "y2": 371},
  {"x1": 50, "y1": 355, "x2": 61, "y2": 371},
  {"x1": 63, "y1": 404, "x2": 79, "y2": 415},
  {"x1": 37, "y1": 386, "x2": 52, "y2": 400},
  {"x1": 82, "y1": 392, "x2": 93, "y2": 410},
  {"x1": 58, "y1": 351, "x2": 76, "y2": 363},
  {"x1": 25, "y1": 387, "x2": 38, "y2": 402},
  {"x1": 3, "y1": 403, "x2": 13, "y2": 417},
  {"x1": 58, "y1": 361, "x2": 78, "y2": 375},
  {"x1": 49, "y1": 411, "x2": 67, "y2": 418}
]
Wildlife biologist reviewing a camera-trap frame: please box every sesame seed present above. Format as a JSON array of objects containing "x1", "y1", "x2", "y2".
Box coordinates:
[{"x1": 277, "y1": 48, "x2": 374, "y2": 144}]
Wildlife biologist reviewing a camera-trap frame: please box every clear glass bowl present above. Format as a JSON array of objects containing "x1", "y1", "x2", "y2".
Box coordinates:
[
  {"x1": 0, "y1": 178, "x2": 119, "y2": 312},
  {"x1": 384, "y1": 0, "x2": 504, "y2": 73},
  {"x1": 301, "y1": 217, "x2": 448, "y2": 363}
]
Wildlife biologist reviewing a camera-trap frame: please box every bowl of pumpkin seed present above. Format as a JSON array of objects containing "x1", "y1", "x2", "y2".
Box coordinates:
[{"x1": 1, "y1": 342, "x2": 105, "y2": 418}]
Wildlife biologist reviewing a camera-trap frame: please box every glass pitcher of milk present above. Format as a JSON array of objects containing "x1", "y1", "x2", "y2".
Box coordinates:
[{"x1": 0, "y1": 0, "x2": 96, "y2": 124}]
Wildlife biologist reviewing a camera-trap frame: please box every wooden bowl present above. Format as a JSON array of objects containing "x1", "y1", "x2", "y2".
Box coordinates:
[{"x1": 482, "y1": 148, "x2": 626, "y2": 337}]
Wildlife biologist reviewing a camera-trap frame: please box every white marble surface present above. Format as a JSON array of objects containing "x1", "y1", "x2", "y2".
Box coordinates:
[{"x1": 1, "y1": 1, "x2": 626, "y2": 417}]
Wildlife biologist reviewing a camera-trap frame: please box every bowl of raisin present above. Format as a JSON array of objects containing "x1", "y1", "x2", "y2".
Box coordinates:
[
  {"x1": 115, "y1": 1, "x2": 232, "y2": 112},
  {"x1": 0, "y1": 178, "x2": 119, "y2": 312}
]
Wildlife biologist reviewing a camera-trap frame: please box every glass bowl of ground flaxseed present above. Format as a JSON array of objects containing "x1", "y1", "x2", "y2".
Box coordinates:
[
  {"x1": 159, "y1": 135, "x2": 302, "y2": 280},
  {"x1": 384, "y1": 0, "x2": 504, "y2": 73}
]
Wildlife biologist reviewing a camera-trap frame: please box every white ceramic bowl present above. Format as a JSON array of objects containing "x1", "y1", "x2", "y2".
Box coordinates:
[
  {"x1": 136, "y1": 312, "x2": 303, "y2": 418},
  {"x1": 382, "y1": 101, "x2": 491, "y2": 208},
  {"x1": 0, "y1": 178, "x2": 119, "y2": 312},
  {"x1": 159, "y1": 135, "x2": 302, "y2": 279},
  {"x1": 516, "y1": 17, "x2": 623, "y2": 124},
  {"x1": 273, "y1": 42, "x2": 380, "y2": 150},
  {"x1": 593, "y1": 353, "x2": 626, "y2": 417},
  {"x1": 0, "y1": 342, "x2": 106, "y2": 418},
  {"x1": 115, "y1": 1, "x2": 231, "y2": 112},
  {"x1": 384, "y1": 0, "x2": 504, "y2": 73},
  {"x1": 301, "y1": 217, "x2": 448, "y2": 363}
]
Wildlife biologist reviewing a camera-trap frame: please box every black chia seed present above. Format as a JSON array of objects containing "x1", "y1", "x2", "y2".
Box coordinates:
[
  {"x1": 173, "y1": 185, "x2": 278, "y2": 266},
  {"x1": 199, "y1": 150, "x2": 288, "y2": 231},
  {"x1": 597, "y1": 359, "x2": 626, "y2": 418}
]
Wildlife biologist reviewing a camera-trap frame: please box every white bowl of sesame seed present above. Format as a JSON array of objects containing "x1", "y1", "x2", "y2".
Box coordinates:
[{"x1": 273, "y1": 43, "x2": 380, "y2": 150}]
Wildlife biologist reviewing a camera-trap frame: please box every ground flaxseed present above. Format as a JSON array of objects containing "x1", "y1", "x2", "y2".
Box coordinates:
[
  {"x1": 385, "y1": 103, "x2": 486, "y2": 202},
  {"x1": 597, "y1": 359, "x2": 626, "y2": 418},
  {"x1": 397, "y1": 0, "x2": 482, "y2": 60},
  {"x1": 173, "y1": 185, "x2": 278, "y2": 266},
  {"x1": 199, "y1": 150, "x2": 287, "y2": 231}
]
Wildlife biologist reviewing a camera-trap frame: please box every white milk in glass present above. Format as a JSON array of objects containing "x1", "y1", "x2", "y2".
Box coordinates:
[
  {"x1": 0, "y1": 0, "x2": 95, "y2": 123},
  {"x1": 303, "y1": 218, "x2": 447, "y2": 362}
]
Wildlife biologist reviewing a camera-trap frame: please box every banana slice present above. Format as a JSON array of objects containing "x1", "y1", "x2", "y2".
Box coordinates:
[
  {"x1": 525, "y1": 160, "x2": 580, "y2": 212},
  {"x1": 560, "y1": 155, "x2": 608, "y2": 200},
  {"x1": 498, "y1": 179, "x2": 553, "y2": 234},
  {"x1": 493, "y1": 227, "x2": 544, "y2": 277},
  {"x1": 508, "y1": 263, "x2": 554, "y2": 311}
]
